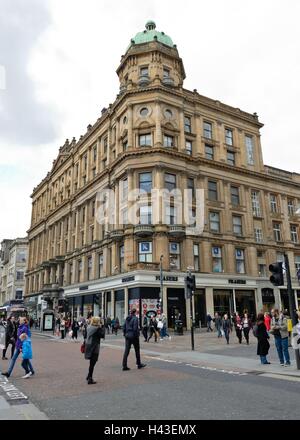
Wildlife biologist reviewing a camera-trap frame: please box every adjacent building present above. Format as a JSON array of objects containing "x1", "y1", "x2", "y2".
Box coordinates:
[{"x1": 25, "y1": 21, "x2": 300, "y2": 327}]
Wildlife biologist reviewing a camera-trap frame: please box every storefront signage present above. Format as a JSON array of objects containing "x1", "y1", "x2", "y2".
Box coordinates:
[
  {"x1": 79, "y1": 286, "x2": 89, "y2": 291},
  {"x1": 155, "y1": 276, "x2": 178, "y2": 282},
  {"x1": 228, "y1": 279, "x2": 246, "y2": 285},
  {"x1": 122, "y1": 276, "x2": 135, "y2": 283}
]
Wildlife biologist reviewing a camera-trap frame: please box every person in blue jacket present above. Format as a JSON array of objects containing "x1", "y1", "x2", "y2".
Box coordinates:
[{"x1": 19, "y1": 333, "x2": 34, "y2": 378}]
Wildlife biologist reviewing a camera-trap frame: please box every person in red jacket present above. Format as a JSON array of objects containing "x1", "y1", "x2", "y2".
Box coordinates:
[{"x1": 264, "y1": 312, "x2": 271, "y2": 333}]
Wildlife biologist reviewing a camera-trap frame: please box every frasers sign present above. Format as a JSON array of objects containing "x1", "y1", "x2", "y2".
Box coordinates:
[{"x1": 155, "y1": 276, "x2": 178, "y2": 282}]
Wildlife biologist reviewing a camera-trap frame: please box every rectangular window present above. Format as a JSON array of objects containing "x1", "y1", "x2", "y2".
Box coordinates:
[
  {"x1": 139, "y1": 172, "x2": 152, "y2": 193},
  {"x1": 295, "y1": 255, "x2": 300, "y2": 272},
  {"x1": 193, "y1": 244, "x2": 200, "y2": 271},
  {"x1": 273, "y1": 222, "x2": 282, "y2": 241},
  {"x1": 16, "y1": 271, "x2": 24, "y2": 281},
  {"x1": 255, "y1": 228, "x2": 263, "y2": 243},
  {"x1": 258, "y1": 264, "x2": 267, "y2": 277},
  {"x1": 251, "y1": 190, "x2": 261, "y2": 217},
  {"x1": 123, "y1": 139, "x2": 128, "y2": 151},
  {"x1": 165, "y1": 173, "x2": 176, "y2": 192},
  {"x1": 270, "y1": 194, "x2": 277, "y2": 213},
  {"x1": 164, "y1": 135, "x2": 175, "y2": 148},
  {"x1": 184, "y1": 116, "x2": 192, "y2": 133},
  {"x1": 92, "y1": 201, "x2": 95, "y2": 217},
  {"x1": 121, "y1": 208, "x2": 128, "y2": 225},
  {"x1": 140, "y1": 205, "x2": 152, "y2": 225},
  {"x1": 103, "y1": 137, "x2": 108, "y2": 153},
  {"x1": 163, "y1": 68, "x2": 170, "y2": 78},
  {"x1": 233, "y1": 216, "x2": 243, "y2": 236},
  {"x1": 231, "y1": 186, "x2": 240, "y2": 205},
  {"x1": 93, "y1": 146, "x2": 97, "y2": 162},
  {"x1": 139, "y1": 242, "x2": 152, "y2": 263},
  {"x1": 120, "y1": 244, "x2": 125, "y2": 272},
  {"x1": 169, "y1": 242, "x2": 180, "y2": 270},
  {"x1": 187, "y1": 178, "x2": 195, "y2": 198},
  {"x1": 78, "y1": 260, "x2": 82, "y2": 282},
  {"x1": 210, "y1": 212, "x2": 220, "y2": 233},
  {"x1": 82, "y1": 206, "x2": 86, "y2": 223},
  {"x1": 90, "y1": 226, "x2": 94, "y2": 243},
  {"x1": 288, "y1": 199, "x2": 295, "y2": 216},
  {"x1": 16, "y1": 251, "x2": 26, "y2": 263},
  {"x1": 204, "y1": 122, "x2": 212, "y2": 139},
  {"x1": 212, "y1": 246, "x2": 223, "y2": 273},
  {"x1": 205, "y1": 144, "x2": 214, "y2": 160},
  {"x1": 140, "y1": 66, "x2": 149, "y2": 76},
  {"x1": 87, "y1": 256, "x2": 92, "y2": 281},
  {"x1": 245, "y1": 135, "x2": 254, "y2": 165},
  {"x1": 236, "y1": 249, "x2": 245, "y2": 274},
  {"x1": 121, "y1": 178, "x2": 128, "y2": 200},
  {"x1": 166, "y1": 206, "x2": 177, "y2": 225},
  {"x1": 208, "y1": 181, "x2": 218, "y2": 201},
  {"x1": 69, "y1": 263, "x2": 73, "y2": 282},
  {"x1": 99, "y1": 254, "x2": 104, "y2": 277},
  {"x1": 227, "y1": 151, "x2": 235, "y2": 166},
  {"x1": 290, "y1": 225, "x2": 298, "y2": 243},
  {"x1": 225, "y1": 128, "x2": 233, "y2": 146},
  {"x1": 185, "y1": 140, "x2": 192, "y2": 155},
  {"x1": 139, "y1": 133, "x2": 152, "y2": 147}
]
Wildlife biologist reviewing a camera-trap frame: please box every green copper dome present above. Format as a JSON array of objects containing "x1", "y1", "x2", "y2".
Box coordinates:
[{"x1": 127, "y1": 21, "x2": 175, "y2": 50}]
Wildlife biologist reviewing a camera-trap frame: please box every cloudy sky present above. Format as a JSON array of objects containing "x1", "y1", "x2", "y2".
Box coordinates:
[{"x1": 1, "y1": 0, "x2": 300, "y2": 241}]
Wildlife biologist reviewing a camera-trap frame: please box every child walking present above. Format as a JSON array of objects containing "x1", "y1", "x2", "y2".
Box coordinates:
[{"x1": 19, "y1": 333, "x2": 34, "y2": 379}]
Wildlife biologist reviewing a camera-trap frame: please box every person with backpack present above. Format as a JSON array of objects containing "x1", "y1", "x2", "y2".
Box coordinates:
[
  {"x1": 19, "y1": 333, "x2": 34, "y2": 378},
  {"x1": 254, "y1": 313, "x2": 271, "y2": 365},
  {"x1": 122, "y1": 308, "x2": 146, "y2": 371},
  {"x1": 270, "y1": 309, "x2": 291, "y2": 366},
  {"x1": 84, "y1": 316, "x2": 105, "y2": 384}
]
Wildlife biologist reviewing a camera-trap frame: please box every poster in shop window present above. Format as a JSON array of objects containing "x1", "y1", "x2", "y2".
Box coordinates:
[
  {"x1": 141, "y1": 298, "x2": 160, "y2": 317},
  {"x1": 129, "y1": 299, "x2": 140, "y2": 318}
]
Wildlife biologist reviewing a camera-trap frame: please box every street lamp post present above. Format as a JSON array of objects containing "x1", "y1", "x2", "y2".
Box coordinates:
[{"x1": 159, "y1": 255, "x2": 163, "y2": 314}]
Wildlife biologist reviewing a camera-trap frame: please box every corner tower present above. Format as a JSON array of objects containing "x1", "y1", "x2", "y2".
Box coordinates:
[{"x1": 117, "y1": 21, "x2": 186, "y2": 92}]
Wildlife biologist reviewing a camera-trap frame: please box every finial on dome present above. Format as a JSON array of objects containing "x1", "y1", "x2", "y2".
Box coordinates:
[{"x1": 145, "y1": 20, "x2": 156, "y2": 31}]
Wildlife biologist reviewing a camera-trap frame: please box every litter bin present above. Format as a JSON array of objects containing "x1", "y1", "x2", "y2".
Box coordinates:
[{"x1": 174, "y1": 319, "x2": 184, "y2": 335}]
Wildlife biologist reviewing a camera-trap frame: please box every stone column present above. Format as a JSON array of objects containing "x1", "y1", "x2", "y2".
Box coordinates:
[
  {"x1": 124, "y1": 287, "x2": 129, "y2": 319},
  {"x1": 201, "y1": 242, "x2": 211, "y2": 273},
  {"x1": 247, "y1": 246, "x2": 258, "y2": 277},
  {"x1": 226, "y1": 244, "x2": 235, "y2": 273},
  {"x1": 205, "y1": 287, "x2": 214, "y2": 316},
  {"x1": 194, "y1": 112, "x2": 202, "y2": 156},
  {"x1": 111, "y1": 290, "x2": 115, "y2": 318}
]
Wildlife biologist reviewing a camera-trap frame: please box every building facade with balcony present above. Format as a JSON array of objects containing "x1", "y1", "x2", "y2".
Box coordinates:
[{"x1": 25, "y1": 21, "x2": 300, "y2": 327}]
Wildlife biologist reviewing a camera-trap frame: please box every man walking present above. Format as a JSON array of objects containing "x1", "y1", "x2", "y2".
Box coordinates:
[
  {"x1": 122, "y1": 308, "x2": 146, "y2": 371},
  {"x1": 2, "y1": 315, "x2": 17, "y2": 360},
  {"x1": 214, "y1": 313, "x2": 222, "y2": 338},
  {"x1": 206, "y1": 313, "x2": 213, "y2": 332}
]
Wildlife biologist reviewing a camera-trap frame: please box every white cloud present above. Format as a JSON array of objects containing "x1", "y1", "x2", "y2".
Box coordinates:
[{"x1": 0, "y1": 0, "x2": 300, "y2": 240}]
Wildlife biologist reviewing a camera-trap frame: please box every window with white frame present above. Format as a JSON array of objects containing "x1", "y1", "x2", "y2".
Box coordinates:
[
  {"x1": 245, "y1": 135, "x2": 254, "y2": 165},
  {"x1": 254, "y1": 228, "x2": 263, "y2": 243},
  {"x1": 204, "y1": 122, "x2": 212, "y2": 139},
  {"x1": 258, "y1": 264, "x2": 267, "y2": 277},
  {"x1": 140, "y1": 205, "x2": 152, "y2": 225},
  {"x1": 139, "y1": 242, "x2": 152, "y2": 263},
  {"x1": 273, "y1": 222, "x2": 282, "y2": 241},
  {"x1": 185, "y1": 140, "x2": 192, "y2": 155},
  {"x1": 166, "y1": 206, "x2": 177, "y2": 225},
  {"x1": 270, "y1": 194, "x2": 278, "y2": 213},
  {"x1": 121, "y1": 178, "x2": 128, "y2": 200},
  {"x1": 164, "y1": 135, "x2": 175, "y2": 148},
  {"x1": 290, "y1": 225, "x2": 298, "y2": 243},
  {"x1": 210, "y1": 212, "x2": 220, "y2": 233},
  {"x1": 233, "y1": 215, "x2": 243, "y2": 236},
  {"x1": 165, "y1": 173, "x2": 176, "y2": 192},
  {"x1": 225, "y1": 128, "x2": 233, "y2": 146},
  {"x1": 139, "y1": 133, "x2": 152, "y2": 147},
  {"x1": 251, "y1": 190, "x2": 261, "y2": 216},
  {"x1": 288, "y1": 199, "x2": 295, "y2": 216},
  {"x1": 227, "y1": 151, "x2": 235, "y2": 166},
  {"x1": 193, "y1": 244, "x2": 200, "y2": 271},
  {"x1": 212, "y1": 246, "x2": 223, "y2": 273},
  {"x1": 169, "y1": 242, "x2": 180, "y2": 270},
  {"x1": 208, "y1": 181, "x2": 218, "y2": 201},
  {"x1": 205, "y1": 144, "x2": 214, "y2": 160},
  {"x1": 139, "y1": 172, "x2": 152, "y2": 193},
  {"x1": 236, "y1": 249, "x2": 245, "y2": 274},
  {"x1": 231, "y1": 186, "x2": 240, "y2": 205},
  {"x1": 184, "y1": 116, "x2": 192, "y2": 133}
]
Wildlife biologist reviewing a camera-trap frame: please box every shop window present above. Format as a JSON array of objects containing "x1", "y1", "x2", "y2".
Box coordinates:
[
  {"x1": 138, "y1": 242, "x2": 152, "y2": 263},
  {"x1": 236, "y1": 249, "x2": 245, "y2": 274},
  {"x1": 169, "y1": 242, "x2": 180, "y2": 270},
  {"x1": 212, "y1": 247, "x2": 223, "y2": 273}
]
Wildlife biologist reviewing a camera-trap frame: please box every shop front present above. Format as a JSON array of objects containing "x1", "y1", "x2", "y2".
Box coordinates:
[
  {"x1": 128, "y1": 287, "x2": 160, "y2": 325},
  {"x1": 280, "y1": 290, "x2": 290, "y2": 312},
  {"x1": 261, "y1": 288, "x2": 275, "y2": 313},
  {"x1": 213, "y1": 289, "x2": 234, "y2": 317},
  {"x1": 235, "y1": 290, "x2": 256, "y2": 319},
  {"x1": 167, "y1": 288, "x2": 186, "y2": 329},
  {"x1": 115, "y1": 289, "x2": 125, "y2": 325},
  {"x1": 194, "y1": 289, "x2": 206, "y2": 328}
]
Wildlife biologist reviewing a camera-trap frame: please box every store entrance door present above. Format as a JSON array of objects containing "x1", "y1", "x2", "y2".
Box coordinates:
[
  {"x1": 167, "y1": 289, "x2": 186, "y2": 328},
  {"x1": 194, "y1": 289, "x2": 206, "y2": 328}
]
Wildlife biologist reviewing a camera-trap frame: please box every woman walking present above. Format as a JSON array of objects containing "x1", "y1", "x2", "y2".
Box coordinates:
[
  {"x1": 242, "y1": 313, "x2": 252, "y2": 345},
  {"x1": 147, "y1": 316, "x2": 159, "y2": 343},
  {"x1": 60, "y1": 317, "x2": 66, "y2": 339},
  {"x1": 255, "y1": 313, "x2": 271, "y2": 364},
  {"x1": 84, "y1": 317, "x2": 105, "y2": 384},
  {"x1": 222, "y1": 314, "x2": 232, "y2": 345},
  {"x1": 71, "y1": 319, "x2": 79, "y2": 341},
  {"x1": 264, "y1": 312, "x2": 271, "y2": 334},
  {"x1": 233, "y1": 312, "x2": 243, "y2": 344}
]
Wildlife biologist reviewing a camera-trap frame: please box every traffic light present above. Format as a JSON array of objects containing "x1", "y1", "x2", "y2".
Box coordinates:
[
  {"x1": 185, "y1": 274, "x2": 196, "y2": 299},
  {"x1": 269, "y1": 262, "x2": 284, "y2": 286}
]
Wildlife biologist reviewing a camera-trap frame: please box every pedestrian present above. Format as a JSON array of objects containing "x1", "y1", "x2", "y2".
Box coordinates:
[
  {"x1": 106, "y1": 316, "x2": 112, "y2": 334},
  {"x1": 241, "y1": 313, "x2": 252, "y2": 345},
  {"x1": 2, "y1": 317, "x2": 35, "y2": 378},
  {"x1": 122, "y1": 308, "x2": 146, "y2": 371},
  {"x1": 147, "y1": 316, "x2": 159, "y2": 342},
  {"x1": 264, "y1": 312, "x2": 271, "y2": 333},
  {"x1": 222, "y1": 314, "x2": 232, "y2": 345},
  {"x1": 84, "y1": 316, "x2": 105, "y2": 384},
  {"x1": 60, "y1": 317, "x2": 66, "y2": 339},
  {"x1": 161, "y1": 314, "x2": 170, "y2": 339},
  {"x1": 142, "y1": 315, "x2": 148, "y2": 342},
  {"x1": 206, "y1": 313, "x2": 213, "y2": 332},
  {"x1": 214, "y1": 313, "x2": 222, "y2": 338},
  {"x1": 254, "y1": 313, "x2": 271, "y2": 365},
  {"x1": 71, "y1": 319, "x2": 79, "y2": 341},
  {"x1": 19, "y1": 333, "x2": 34, "y2": 378},
  {"x1": 270, "y1": 309, "x2": 291, "y2": 366},
  {"x1": 2, "y1": 315, "x2": 17, "y2": 360},
  {"x1": 113, "y1": 317, "x2": 120, "y2": 335},
  {"x1": 233, "y1": 312, "x2": 243, "y2": 344}
]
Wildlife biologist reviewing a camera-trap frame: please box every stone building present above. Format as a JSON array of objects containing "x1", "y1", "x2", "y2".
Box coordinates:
[{"x1": 25, "y1": 21, "x2": 300, "y2": 327}]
